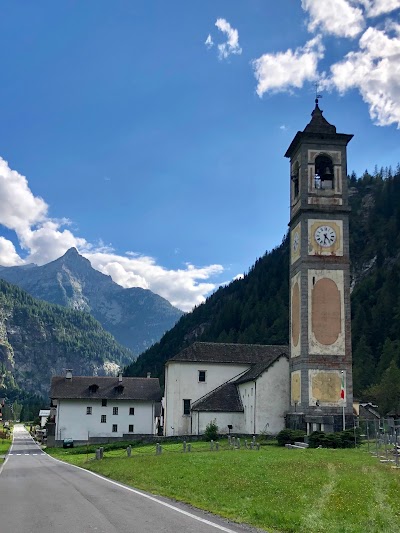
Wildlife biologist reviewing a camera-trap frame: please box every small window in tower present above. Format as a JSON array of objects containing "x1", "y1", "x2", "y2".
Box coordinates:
[{"x1": 291, "y1": 162, "x2": 300, "y2": 199}]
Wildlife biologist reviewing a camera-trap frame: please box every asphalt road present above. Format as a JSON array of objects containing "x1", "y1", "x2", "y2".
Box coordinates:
[{"x1": 0, "y1": 425, "x2": 263, "y2": 533}]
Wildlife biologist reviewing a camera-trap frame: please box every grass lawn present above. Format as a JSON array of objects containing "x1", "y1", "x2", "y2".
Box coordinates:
[
  {"x1": 0, "y1": 438, "x2": 11, "y2": 457},
  {"x1": 47, "y1": 441, "x2": 400, "y2": 533}
]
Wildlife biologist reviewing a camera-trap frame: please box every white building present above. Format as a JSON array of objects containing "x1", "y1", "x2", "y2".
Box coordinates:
[
  {"x1": 38, "y1": 409, "x2": 50, "y2": 428},
  {"x1": 164, "y1": 342, "x2": 289, "y2": 437},
  {"x1": 50, "y1": 370, "x2": 162, "y2": 445}
]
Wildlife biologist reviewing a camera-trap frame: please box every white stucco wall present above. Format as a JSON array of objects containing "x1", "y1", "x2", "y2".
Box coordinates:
[
  {"x1": 238, "y1": 356, "x2": 289, "y2": 435},
  {"x1": 164, "y1": 362, "x2": 250, "y2": 436},
  {"x1": 55, "y1": 399, "x2": 155, "y2": 441},
  {"x1": 192, "y1": 411, "x2": 244, "y2": 435}
]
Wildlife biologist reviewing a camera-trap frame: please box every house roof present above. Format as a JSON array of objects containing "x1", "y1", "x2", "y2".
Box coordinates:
[
  {"x1": 191, "y1": 382, "x2": 243, "y2": 412},
  {"x1": 50, "y1": 376, "x2": 161, "y2": 401},
  {"x1": 167, "y1": 342, "x2": 289, "y2": 365}
]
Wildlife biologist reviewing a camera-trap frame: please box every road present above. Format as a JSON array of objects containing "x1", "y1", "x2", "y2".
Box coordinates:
[{"x1": 0, "y1": 425, "x2": 262, "y2": 533}]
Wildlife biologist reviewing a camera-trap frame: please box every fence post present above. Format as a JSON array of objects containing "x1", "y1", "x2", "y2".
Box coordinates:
[
  {"x1": 127, "y1": 445, "x2": 132, "y2": 457},
  {"x1": 216, "y1": 442, "x2": 219, "y2": 451},
  {"x1": 187, "y1": 443, "x2": 191, "y2": 452},
  {"x1": 183, "y1": 441, "x2": 186, "y2": 453}
]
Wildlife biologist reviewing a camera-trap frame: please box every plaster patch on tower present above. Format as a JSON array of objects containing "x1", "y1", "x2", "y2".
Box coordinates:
[
  {"x1": 290, "y1": 271, "x2": 301, "y2": 357},
  {"x1": 308, "y1": 269, "x2": 345, "y2": 355},
  {"x1": 291, "y1": 370, "x2": 301, "y2": 405},
  {"x1": 309, "y1": 369, "x2": 346, "y2": 407}
]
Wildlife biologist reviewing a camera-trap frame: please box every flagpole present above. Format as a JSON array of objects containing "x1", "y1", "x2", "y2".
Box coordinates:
[{"x1": 341, "y1": 370, "x2": 345, "y2": 430}]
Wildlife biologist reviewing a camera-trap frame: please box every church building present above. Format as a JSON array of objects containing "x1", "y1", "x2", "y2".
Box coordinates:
[{"x1": 163, "y1": 101, "x2": 354, "y2": 437}]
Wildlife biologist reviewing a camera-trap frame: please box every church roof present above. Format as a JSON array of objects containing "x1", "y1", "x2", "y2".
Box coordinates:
[
  {"x1": 285, "y1": 100, "x2": 353, "y2": 158},
  {"x1": 167, "y1": 342, "x2": 289, "y2": 365},
  {"x1": 234, "y1": 352, "x2": 288, "y2": 384},
  {"x1": 191, "y1": 382, "x2": 243, "y2": 412},
  {"x1": 303, "y1": 101, "x2": 336, "y2": 134}
]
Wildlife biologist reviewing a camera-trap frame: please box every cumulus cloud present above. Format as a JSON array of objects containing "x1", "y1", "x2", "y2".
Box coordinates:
[
  {"x1": 213, "y1": 18, "x2": 242, "y2": 60},
  {"x1": 359, "y1": 0, "x2": 400, "y2": 17},
  {"x1": 328, "y1": 25, "x2": 400, "y2": 126},
  {"x1": 253, "y1": 36, "x2": 324, "y2": 97},
  {"x1": 0, "y1": 156, "x2": 224, "y2": 311},
  {"x1": 301, "y1": 0, "x2": 365, "y2": 38},
  {"x1": 88, "y1": 252, "x2": 223, "y2": 311},
  {"x1": 0, "y1": 237, "x2": 24, "y2": 267}
]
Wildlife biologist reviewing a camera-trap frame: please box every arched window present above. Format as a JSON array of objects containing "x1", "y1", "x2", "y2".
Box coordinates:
[
  {"x1": 291, "y1": 161, "x2": 300, "y2": 199},
  {"x1": 315, "y1": 155, "x2": 334, "y2": 190}
]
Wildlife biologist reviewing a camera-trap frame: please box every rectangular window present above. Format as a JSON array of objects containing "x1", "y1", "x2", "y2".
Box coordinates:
[
  {"x1": 129, "y1": 407, "x2": 135, "y2": 415},
  {"x1": 113, "y1": 407, "x2": 118, "y2": 415},
  {"x1": 128, "y1": 424, "x2": 134, "y2": 433},
  {"x1": 112, "y1": 424, "x2": 118, "y2": 433},
  {"x1": 86, "y1": 406, "x2": 92, "y2": 415},
  {"x1": 183, "y1": 399, "x2": 191, "y2": 416},
  {"x1": 102, "y1": 399, "x2": 107, "y2": 407},
  {"x1": 198, "y1": 370, "x2": 206, "y2": 382},
  {"x1": 101, "y1": 415, "x2": 106, "y2": 423}
]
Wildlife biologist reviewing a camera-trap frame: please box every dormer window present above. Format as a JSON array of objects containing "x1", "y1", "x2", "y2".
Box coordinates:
[
  {"x1": 89, "y1": 383, "x2": 99, "y2": 393},
  {"x1": 115, "y1": 385, "x2": 124, "y2": 394},
  {"x1": 315, "y1": 155, "x2": 334, "y2": 190}
]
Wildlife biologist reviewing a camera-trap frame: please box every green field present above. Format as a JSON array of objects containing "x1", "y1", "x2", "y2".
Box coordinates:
[{"x1": 47, "y1": 440, "x2": 400, "y2": 533}]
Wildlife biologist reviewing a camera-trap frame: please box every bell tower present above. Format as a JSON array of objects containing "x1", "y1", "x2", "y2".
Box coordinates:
[{"x1": 285, "y1": 100, "x2": 353, "y2": 433}]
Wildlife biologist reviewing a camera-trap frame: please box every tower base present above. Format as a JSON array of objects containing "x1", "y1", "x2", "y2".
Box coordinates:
[{"x1": 286, "y1": 413, "x2": 354, "y2": 434}]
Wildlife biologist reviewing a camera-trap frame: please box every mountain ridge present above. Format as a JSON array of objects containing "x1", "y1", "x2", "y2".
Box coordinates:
[{"x1": 0, "y1": 248, "x2": 184, "y2": 354}]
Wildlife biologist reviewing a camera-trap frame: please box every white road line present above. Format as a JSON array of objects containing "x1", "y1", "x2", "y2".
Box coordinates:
[
  {"x1": 47, "y1": 454, "x2": 241, "y2": 533},
  {"x1": 16, "y1": 453, "x2": 22, "y2": 456}
]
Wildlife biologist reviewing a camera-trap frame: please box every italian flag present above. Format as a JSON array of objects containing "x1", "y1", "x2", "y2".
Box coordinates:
[{"x1": 340, "y1": 371, "x2": 345, "y2": 400}]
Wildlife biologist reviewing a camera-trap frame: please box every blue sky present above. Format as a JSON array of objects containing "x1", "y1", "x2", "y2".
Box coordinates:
[{"x1": 0, "y1": 0, "x2": 399, "y2": 310}]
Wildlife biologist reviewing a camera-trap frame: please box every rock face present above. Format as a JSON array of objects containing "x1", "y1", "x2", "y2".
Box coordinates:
[
  {"x1": 0, "y1": 248, "x2": 183, "y2": 354},
  {"x1": 0, "y1": 279, "x2": 133, "y2": 396}
]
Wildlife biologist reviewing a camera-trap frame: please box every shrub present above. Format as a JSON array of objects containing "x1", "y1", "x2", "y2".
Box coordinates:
[
  {"x1": 276, "y1": 429, "x2": 306, "y2": 446},
  {"x1": 308, "y1": 429, "x2": 362, "y2": 448},
  {"x1": 204, "y1": 420, "x2": 219, "y2": 441}
]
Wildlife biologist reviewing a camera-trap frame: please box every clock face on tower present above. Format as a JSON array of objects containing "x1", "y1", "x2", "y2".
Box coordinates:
[
  {"x1": 291, "y1": 222, "x2": 301, "y2": 264},
  {"x1": 308, "y1": 220, "x2": 343, "y2": 256},
  {"x1": 314, "y1": 225, "x2": 336, "y2": 248}
]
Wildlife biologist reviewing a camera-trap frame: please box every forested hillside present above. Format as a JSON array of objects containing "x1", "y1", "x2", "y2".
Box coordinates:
[
  {"x1": 0, "y1": 279, "x2": 134, "y2": 418},
  {"x1": 126, "y1": 166, "x2": 400, "y2": 412}
]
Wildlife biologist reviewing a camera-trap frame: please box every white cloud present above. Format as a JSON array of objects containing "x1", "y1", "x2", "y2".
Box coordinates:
[
  {"x1": 87, "y1": 252, "x2": 223, "y2": 311},
  {"x1": 253, "y1": 36, "x2": 324, "y2": 97},
  {"x1": 0, "y1": 237, "x2": 24, "y2": 267},
  {"x1": 214, "y1": 18, "x2": 242, "y2": 59},
  {"x1": 279, "y1": 124, "x2": 288, "y2": 131},
  {"x1": 205, "y1": 34, "x2": 214, "y2": 49},
  {"x1": 328, "y1": 25, "x2": 400, "y2": 126},
  {"x1": 301, "y1": 0, "x2": 365, "y2": 38},
  {"x1": 0, "y1": 156, "x2": 224, "y2": 311},
  {"x1": 358, "y1": 0, "x2": 400, "y2": 17}
]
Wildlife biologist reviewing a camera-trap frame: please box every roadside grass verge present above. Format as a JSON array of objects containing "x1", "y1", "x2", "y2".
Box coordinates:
[
  {"x1": 47, "y1": 441, "x2": 400, "y2": 533},
  {"x1": 0, "y1": 438, "x2": 11, "y2": 456}
]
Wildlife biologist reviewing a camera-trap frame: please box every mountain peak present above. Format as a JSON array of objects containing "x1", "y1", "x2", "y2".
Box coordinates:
[{"x1": 63, "y1": 247, "x2": 81, "y2": 258}]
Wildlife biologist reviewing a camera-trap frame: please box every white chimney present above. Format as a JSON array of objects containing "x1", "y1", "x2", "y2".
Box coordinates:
[
  {"x1": 118, "y1": 372, "x2": 123, "y2": 382},
  {"x1": 66, "y1": 369, "x2": 72, "y2": 380},
  {"x1": 147, "y1": 372, "x2": 151, "y2": 379}
]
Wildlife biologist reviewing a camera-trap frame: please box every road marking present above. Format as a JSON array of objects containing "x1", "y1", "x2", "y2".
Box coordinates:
[
  {"x1": 48, "y1": 454, "x2": 241, "y2": 533},
  {"x1": 16, "y1": 453, "x2": 22, "y2": 456}
]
